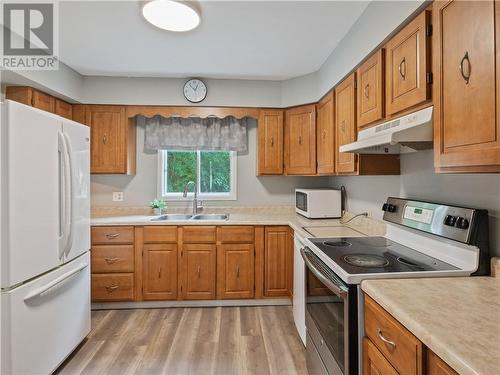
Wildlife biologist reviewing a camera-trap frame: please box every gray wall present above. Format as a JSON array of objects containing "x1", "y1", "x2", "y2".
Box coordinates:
[
  {"x1": 91, "y1": 118, "x2": 330, "y2": 207},
  {"x1": 330, "y1": 151, "x2": 500, "y2": 257}
]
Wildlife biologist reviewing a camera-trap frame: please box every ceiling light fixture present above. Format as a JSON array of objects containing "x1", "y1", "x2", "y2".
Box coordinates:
[{"x1": 142, "y1": 0, "x2": 200, "y2": 32}]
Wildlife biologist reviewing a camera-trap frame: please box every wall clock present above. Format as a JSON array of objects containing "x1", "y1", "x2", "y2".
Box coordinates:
[{"x1": 183, "y1": 78, "x2": 207, "y2": 103}]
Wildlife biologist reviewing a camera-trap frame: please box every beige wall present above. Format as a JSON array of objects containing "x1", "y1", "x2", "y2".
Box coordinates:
[{"x1": 91, "y1": 118, "x2": 330, "y2": 208}]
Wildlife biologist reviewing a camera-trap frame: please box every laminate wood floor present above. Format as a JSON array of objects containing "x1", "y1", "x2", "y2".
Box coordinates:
[{"x1": 56, "y1": 306, "x2": 307, "y2": 375}]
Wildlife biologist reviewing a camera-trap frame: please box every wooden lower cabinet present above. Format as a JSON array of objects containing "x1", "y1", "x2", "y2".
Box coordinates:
[
  {"x1": 264, "y1": 226, "x2": 292, "y2": 297},
  {"x1": 427, "y1": 350, "x2": 458, "y2": 375},
  {"x1": 217, "y1": 244, "x2": 254, "y2": 299},
  {"x1": 142, "y1": 244, "x2": 177, "y2": 300},
  {"x1": 363, "y1": 337, "x2": 398, "y2": 375},
  {"x1": 180, "y1": 243, "x2": 217, "y2": 300}
]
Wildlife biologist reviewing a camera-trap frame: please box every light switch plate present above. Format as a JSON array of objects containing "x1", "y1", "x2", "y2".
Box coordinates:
[{"x1": 113, "y1": 192, "x2": 124, "y2": 202}]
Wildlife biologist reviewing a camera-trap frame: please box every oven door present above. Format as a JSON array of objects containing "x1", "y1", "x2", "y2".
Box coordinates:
[{"x1": 301, "y1": 247, "x2": 356, "y2": 375}]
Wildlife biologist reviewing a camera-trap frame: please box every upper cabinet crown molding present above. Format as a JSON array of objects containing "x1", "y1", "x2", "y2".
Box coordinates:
[
  {"x1": 433, "y1": 0, "x2": 500, "y2": 173},
  {"x1": 385, "y1": 10, "x2": 431, "y2": 116}
]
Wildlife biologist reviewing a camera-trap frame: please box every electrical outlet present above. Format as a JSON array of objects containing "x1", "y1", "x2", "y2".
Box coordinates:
[{"x1": 113, "y1": 192, "x2": 124, "y2": 202}]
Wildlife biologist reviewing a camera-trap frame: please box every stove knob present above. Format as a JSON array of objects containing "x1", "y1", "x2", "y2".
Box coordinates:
[
  {"x1": 456, "y1": 217, "x2": 469, "y2": 229},
  {"x1": 382, "y1": 203, "x2": 389, "y2": 212},
  {"x1": 444, "y1": 215, "x2": 457, "y2": 226},
  {"x1": 387, "y1": 204, "x2": 397, "y2": 213}
]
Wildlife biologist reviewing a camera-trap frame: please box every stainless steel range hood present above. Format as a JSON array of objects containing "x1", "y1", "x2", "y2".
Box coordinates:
[{"x1": 339, "y1": 106, "x2": 433, "y2": 154}]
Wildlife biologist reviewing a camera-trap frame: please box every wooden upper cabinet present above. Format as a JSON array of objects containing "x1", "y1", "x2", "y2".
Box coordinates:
[
  {"x1": 335, "y1": 73, "x2": 357, "y2": 175},
  {"x1": 385, "y1": 10, "x2": 430, "y2": 116},
  {"x1": 217, "y1": 244, "x2": 255, "y2": 299},
  {"x1": 6, "y1": 86, "x2": 55, "y2": 113},
  {"x1": 258, "y1": 110, "x2": 284, "y2": 175},
  {"x1": 142, "y1": 244, "x2": 178, "y2": 300},
  {"x1": 316, "y1": 91, "x2": 335, "y2": 175},
  {"x1": 83, "y1": 105, "x2": 136, "y2": 175},
  {"x1": 180, "y1": 243, "x2": 216, "y2": 300},
  {"x1": 357, "y1": 49, "x2": 385, "y2": 128},
  {"x1": 284, "y1": 104, "x2": 317, "y2": 175},
  {"x1": 264, "y1": 226, "x2": 291, "y2": 297},
  {"x1": 433, "y1": 1, "x2": 500, "y2": 172},
  {"x1": 55, "y1": 99, "x2": 73, "y2": 120}
]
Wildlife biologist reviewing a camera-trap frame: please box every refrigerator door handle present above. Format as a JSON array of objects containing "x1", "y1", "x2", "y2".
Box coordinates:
[
  {"x1": 57, "y1": 131, "x2": 71, "y2": 260},
  {"x1": 23, "y1": 263, "x2": 88, "y2": 302},
  {"x1": 63, "y1": 133, "x2": 74, "y2": 257}
]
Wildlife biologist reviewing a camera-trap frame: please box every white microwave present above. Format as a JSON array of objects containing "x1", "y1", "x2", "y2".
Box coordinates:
[{"x1": 295, "y1": 189, "x2": 342, "y2": 219}]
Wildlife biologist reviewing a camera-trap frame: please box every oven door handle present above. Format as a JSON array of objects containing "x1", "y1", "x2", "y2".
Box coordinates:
[{"x1": 301, "y1": 247, "x2": 347, "y2": 299}]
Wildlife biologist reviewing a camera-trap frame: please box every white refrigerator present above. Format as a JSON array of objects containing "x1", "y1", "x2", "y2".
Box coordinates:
[{"x1": 0, "y1": 100, "x2": 91, "y2": 375}]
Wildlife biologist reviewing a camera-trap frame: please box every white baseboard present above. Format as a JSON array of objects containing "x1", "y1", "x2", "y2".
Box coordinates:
[{"x1": 91, "y1": 298, "x2": 292, "y2": 310}]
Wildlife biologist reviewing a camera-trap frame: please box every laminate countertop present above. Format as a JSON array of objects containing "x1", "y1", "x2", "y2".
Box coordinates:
[
  {"x1": 361, "y1": 259, "x2": 500, "y2": 375},
  {"x1": 91, "y1": 207, "x2": 385, "y2": 240}
]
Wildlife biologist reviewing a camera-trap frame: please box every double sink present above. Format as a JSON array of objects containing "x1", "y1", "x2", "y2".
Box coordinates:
[{"x1": 151, "y1": 213, "x2": 230, "y2": 222}]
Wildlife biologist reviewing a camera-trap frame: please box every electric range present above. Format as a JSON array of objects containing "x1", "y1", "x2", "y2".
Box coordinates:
[{"x1": 301, "y1": 197, "x2": 490, "y2": 375}]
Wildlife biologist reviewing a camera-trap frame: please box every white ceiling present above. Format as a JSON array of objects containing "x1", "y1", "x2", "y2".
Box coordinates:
[{"x1": 59, "y1": 1, "x2": 369, "y2": 80}]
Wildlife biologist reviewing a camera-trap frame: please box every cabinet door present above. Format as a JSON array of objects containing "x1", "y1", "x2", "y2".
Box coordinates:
[
  {"x1": 264, "y1": 227, "x2": 291, "y2": 297},
  {"x1": 284, "y1": 104, "x2": 316, "y2": 175},
  {"x1": 32, "y1": 90, "x2": 55, "y2": 113},
  {"x1": 385, "y1": 11, "x2": 430, "y2": 115},
  {"x1": 316, "y1": 91, "x2": 335, "y2": 174},
  {"x1": 427, "y1": 350, "x2": 458, "y2": 375},
  {"x1": 217, "y1": 244, "x2": 254, "y2": 299},
  {"x1": 363, "y1": 338, "x2": 398, "y2": 375},
  {"x1": 335, "y1": 73, "x2": 357, "y2": 174},
  {"x1": 142, "y1": 244, "x2": 177, "y2": 300},
  {"x1": 357, "y1": 49, "x2": 385, "y2": 128},
  {"x1": 180, "y1": 244, "x2": 216, "y2": 300},
  {"x1": 258, "y1": 110, "x2": 284, "y2": 175},
  {"x1": 433, "y1": 1, "x2": 500, "y2": 172},
  {"x1": 55, "y1": 99, "x2": 73, "y2": 119},
  {"x1": 86, "y1": 105, "x2": 132, "y2": 174}
]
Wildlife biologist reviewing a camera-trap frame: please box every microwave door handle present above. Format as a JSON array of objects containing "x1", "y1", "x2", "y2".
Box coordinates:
[{"x1": 300, "y1": 248, "x2": 347, "y2": 299}]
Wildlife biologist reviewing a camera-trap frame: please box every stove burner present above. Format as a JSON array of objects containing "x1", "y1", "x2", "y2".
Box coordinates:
[
  {"x1": 323, "y1": 240, "x2": 352, "y2": 247},
  {"x1": 342, "y1": 254, "x2": 390, "y2": 268}
]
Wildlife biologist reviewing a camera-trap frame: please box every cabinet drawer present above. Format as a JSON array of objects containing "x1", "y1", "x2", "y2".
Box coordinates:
[
  {"x1": 218, "y1": 226, "x2": 254, "y2": 243},
  {"x1": 91, "y1": 273, "x2": 134, "y2": 301},
  {"x1": 92, "y1": 226, "x2": 134, "y2": 245},
  {"x1": 182, "y1": 226, "x2": 216, "y2": 243},
  {"x1": 364, "y1": 296, "x2": 423, "y2": 375},
  {"x1": 143, "y1": 226, "x2": 177, "y2": 243},
  {"x1": 91, "y1": 245, "x2": 134, "y2": 273}
]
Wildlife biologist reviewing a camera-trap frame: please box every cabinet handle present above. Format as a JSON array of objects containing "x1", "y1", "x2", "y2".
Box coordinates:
[
  {"x1": 398, "y1": 57, "x2": 406, "y2": 80},
  {"x1": 298, "y1": 135, "x2": 302, "y2": 145},
  {"x1": 104, "y1": 257, "x2": 119, "y2": 264},
  {"x1": 158, "y1": 267, "x2": 162, "y2": 278},
  {"x1": 197, "y1": 266, "x2": 201, "y2": 278},
  {"x1": 377, "y1": 328, "x2": 396, "y2": 350},
  {"x1": 340, "y1": 120, "x2": 346, "y2": 132},
  {"x1": 236, "y1": 265, "x2": 240, "y2": 278},
  {"x1": 459, "y1": 51, "x2": 471, "y2": 84},
  {"x1": 105, "y1": 285, "x2": 119, "y2": 293},
  {"x1": 102, "y1": 135, "x2": 107, "y2": 144},
  {"x1": 364, "y1": 84, "x2": 370, "y2": 99},
  {"x1": 270, "y1": 136, "x2": 274, "y2": 147},
  {"x1": 105, "y1": 233, "x2": 119, "y2": 239}
]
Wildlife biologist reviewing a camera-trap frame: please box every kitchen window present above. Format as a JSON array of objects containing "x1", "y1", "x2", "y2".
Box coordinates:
[{"x1": 158, "y1": 150, "x2": 237, "y2": 200}]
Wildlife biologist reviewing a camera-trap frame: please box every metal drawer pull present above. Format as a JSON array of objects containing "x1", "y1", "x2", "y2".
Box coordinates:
[
  {"x1": 398, "y1": 57, "x2": 406, "y2": 80},
  {"x1": 197, "y1": 266, "x2": 201, "y2": 278},
  {"x1": 364, "y1": 84, "x2": 370, "y2": 98},
  {"x1": 270, "y1": 137, "x2": 274, "y2": 146},
  {"x1": 377, "y1": 328, "x2": 396, "y2": 349},
  {"x1": 102, "y1": 135, "x2": 107, "y2": 144},
  {"x1": 105, "y1": 285, "x2": 119, "y2": 293},
  {"x1": 298, "y1": 135, "x2": 302, "y2": 145},
  {"x1": 105, "y1": 233, "x2": 119, "y2": 239},
  {"x1": 459, "y1": 51, "x2": 471, "y2": 84},
  {"x1": 236, "y1": 265, "x2": 240, "y2": 278},
  {"x1": 104, "y1": 257, "x2": 119, "y2": 264},
  {"x1": 158, "y1": 267, "x2": 162, "y2": 278}
]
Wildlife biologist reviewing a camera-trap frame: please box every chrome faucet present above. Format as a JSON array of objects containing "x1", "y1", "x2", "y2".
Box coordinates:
[{"x1": 183, "y1": 181, "x2": 201, "y2": 215}]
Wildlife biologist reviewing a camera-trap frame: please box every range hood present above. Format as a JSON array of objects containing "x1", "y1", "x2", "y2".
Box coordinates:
[{"x1": 339, "y1": 106, "x2": 433, "y2": 154}]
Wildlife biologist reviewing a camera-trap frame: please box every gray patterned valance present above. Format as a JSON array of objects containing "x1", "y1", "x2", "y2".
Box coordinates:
[{"x1": 143, "y1": 115, "x2": 248, "y2": 152}]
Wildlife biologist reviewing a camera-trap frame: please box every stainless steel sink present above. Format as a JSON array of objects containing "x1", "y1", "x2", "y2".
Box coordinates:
[
  {"x1": 151, "y1": 214, "x2": 193, "y2": 221},
  {"x1": 192, "y1": 214, "x2": 230, "y2": 221}
]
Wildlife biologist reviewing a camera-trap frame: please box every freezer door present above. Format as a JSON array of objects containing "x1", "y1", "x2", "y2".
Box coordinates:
[
  {"x1": 0, "y1": 252, "x2": 90, "y2": 375},
  {"x1": 1, "y1": 101, "x2": 64, "y2": 288},
  {"x1": 62, "y1": 119, "x2": 90, "y2": 262}
]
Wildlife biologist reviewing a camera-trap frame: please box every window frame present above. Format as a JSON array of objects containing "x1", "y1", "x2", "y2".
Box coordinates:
[{"x1": 157, "y1": 149, "x2": 237, "y2": 201}]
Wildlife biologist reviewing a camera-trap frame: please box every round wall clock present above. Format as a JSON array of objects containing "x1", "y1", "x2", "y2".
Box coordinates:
[{"x1": 183, "y1": 78, "x2": 207, "y2": 103}]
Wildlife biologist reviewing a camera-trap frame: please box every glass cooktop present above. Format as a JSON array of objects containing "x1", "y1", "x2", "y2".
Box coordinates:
[{"x1": 308, "y1": 236, "x2": 458, "y2": 274}]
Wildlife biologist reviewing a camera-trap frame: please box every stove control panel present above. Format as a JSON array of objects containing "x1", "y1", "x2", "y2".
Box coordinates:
[{"x1": 382, "y1": 197, "x2": 486, "y2": 244}]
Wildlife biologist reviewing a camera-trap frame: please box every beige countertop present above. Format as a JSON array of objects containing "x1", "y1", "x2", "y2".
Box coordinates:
[
  {"x1": 90, "y1": 206, "x2": 385, "y2": 239},
  {"x1": 361, "y1": 259, "x2": 500, "y2": 375}
]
